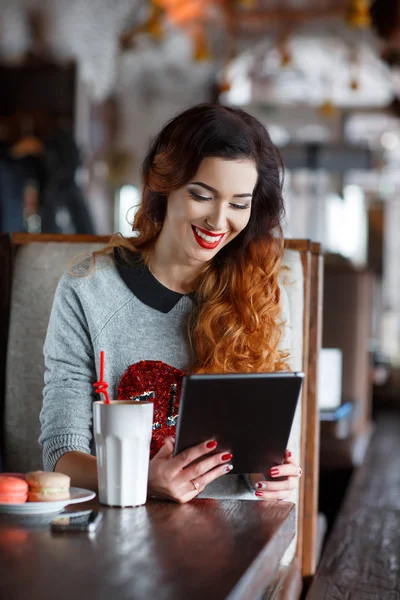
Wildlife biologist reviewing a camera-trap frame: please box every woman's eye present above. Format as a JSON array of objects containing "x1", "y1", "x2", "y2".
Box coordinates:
[
  {"x1": 231, "y1": 203, "x2": 250, "y2": 210},
  {"x1": 189, "y1": 191, "x2": 212, "y2": 201}
]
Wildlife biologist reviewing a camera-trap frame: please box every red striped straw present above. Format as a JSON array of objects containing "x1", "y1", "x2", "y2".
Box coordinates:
[{"x1": 94, "y1": 350, "x2": 111, "y2": 404}]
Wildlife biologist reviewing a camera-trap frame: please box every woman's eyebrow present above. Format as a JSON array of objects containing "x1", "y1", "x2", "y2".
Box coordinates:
[{"x1": 189, "y1": 181, "x2": 253, "y2": 198}]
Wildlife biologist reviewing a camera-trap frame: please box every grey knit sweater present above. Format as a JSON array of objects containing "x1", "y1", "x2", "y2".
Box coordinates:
[{"x1": 39, "y1": 251, "x2": 291, "y2": 499}]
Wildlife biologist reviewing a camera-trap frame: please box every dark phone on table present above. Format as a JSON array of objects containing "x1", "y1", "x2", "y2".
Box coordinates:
[{"x1": 51, "y1": 510, "x2": 103, "y2": 534}]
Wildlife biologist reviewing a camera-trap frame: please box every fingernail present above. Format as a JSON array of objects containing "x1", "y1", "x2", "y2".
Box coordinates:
[
  {"x1": 270, "y1": 468, "x2": 280, "y2": 476},
  {"x1": 206, "y1": 440, "x2": 217, "y2": 449},
  {"x1": 223, "y1": 464, "x2": 233, "y2": 474},
  {"x1": 255, "y1": 491, "x2": 263, "y2": 497},
  {"x1": 221, "y1": 453, "x2": 233, "y2": 462},
  {"x1": 286, "y1": 451, "x2": 292, "y2": 457},
  {"x1": 255, "y1": 482, "x2": 267, "y2": 490}
]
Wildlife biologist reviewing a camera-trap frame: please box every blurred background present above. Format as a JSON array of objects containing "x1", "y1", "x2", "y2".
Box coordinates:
[{"x1": 1, "y1": 1, "x2": 400, "y2": 493}]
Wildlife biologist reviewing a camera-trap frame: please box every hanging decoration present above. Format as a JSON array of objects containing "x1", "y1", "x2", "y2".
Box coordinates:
[
  {"x1": 278, "y1": 32, "x2": 292, "y2": 67},
  {"x1": 214, "y1": 65, "x2": 232, "y2": 99},
  {"x1": 143, "y1": 4, "x2": 165, "y2": 40},
  {"x1": 349, "y1": 48, "x2": 361, "y2": 90},
  {"x1": 217, "y1": 75, "x2": 232, "y2": 94},
  {"x1": 346, "y1": 2, "x2": 371, "y2": 91},
  {"x1": 319, "y1": 100, "x2": 338, "y2": 119},
  {"x1": 347, "y1": 0, "x2": 371, "y2": 29},
  {"x1": 350, "y1": 77, "x2": 360, "y2": 90},
  {"x1": 152, "y1": 0, "x2": 218, "y2": 61},
  {"x1": 234, "y1": 0, "x2": 258, "y2": 7},
  {"x1": 120, "y1": 3, "x2": 164, "y2": 49},
  {"x1": 191, "y1": 24, "x2": 212, "y2": 61},
  {"x1": 153, "y1": 0, "x2": 207, "y2": 26}
]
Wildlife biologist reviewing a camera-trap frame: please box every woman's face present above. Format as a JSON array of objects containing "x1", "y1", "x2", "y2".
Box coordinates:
[{"x1": 162, "y1": 157, "x2": 257, "y2": 265}]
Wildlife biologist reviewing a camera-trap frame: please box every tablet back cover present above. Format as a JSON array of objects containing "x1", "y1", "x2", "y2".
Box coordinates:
[{"x1": 175, "y1": 373, "x2": 304, "y2": 473}]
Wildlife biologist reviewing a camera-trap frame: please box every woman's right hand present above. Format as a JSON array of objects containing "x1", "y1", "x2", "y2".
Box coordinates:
[{"x1": 148, "y1": 437, "x2": 233, "y2": 503}]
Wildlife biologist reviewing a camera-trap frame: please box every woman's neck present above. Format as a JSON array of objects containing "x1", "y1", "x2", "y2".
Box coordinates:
[{"x1": 148, "y1": 238, "x2": 201, "y2": 295}]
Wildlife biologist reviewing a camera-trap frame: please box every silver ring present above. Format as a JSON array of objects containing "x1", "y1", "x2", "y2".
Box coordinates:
[{"x1": 191, "y1": 479, "x2": 200, "y2": 492}]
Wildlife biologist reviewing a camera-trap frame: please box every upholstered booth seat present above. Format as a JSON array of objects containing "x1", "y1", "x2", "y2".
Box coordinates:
[{"x1": 4, "y1": 242, "x2": 105, "y2": 473}]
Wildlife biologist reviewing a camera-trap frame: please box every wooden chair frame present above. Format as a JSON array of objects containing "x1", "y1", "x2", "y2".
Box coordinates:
[{"x1": 0, "y1": 233, "x2": 322, "y2": 585}]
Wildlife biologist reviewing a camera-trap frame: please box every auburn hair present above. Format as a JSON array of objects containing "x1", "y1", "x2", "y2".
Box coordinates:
[{"x1": 103, "y1": 103, "x2": 289, "y2": 373}]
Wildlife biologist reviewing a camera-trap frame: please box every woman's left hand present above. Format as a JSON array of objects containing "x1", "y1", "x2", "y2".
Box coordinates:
[{"x1": 249, "y1": 449, "x2": 302, "y2": 501}]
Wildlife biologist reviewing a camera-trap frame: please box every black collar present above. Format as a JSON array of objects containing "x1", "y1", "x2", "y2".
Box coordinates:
[{"x1": 113, "y1": 248, "x2": 192, "y2": 314}]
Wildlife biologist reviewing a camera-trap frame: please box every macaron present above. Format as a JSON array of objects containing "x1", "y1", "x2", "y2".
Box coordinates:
[
  {"x1": 26, "y1": 471, "x2": 71, "y2": 502},
  {"x1": 0, "y1": 475, "x2": 29, "y2": 504},
  {"x1": 1, "y1": 472, "x2": 26, "y2": 480}
]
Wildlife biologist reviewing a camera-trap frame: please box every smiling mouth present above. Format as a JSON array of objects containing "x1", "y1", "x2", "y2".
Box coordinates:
[{"x1": 192, "y1": 226, "x2": 226, "y2": 249}]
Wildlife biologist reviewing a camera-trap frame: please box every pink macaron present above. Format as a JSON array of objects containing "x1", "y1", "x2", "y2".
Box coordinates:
[{"x1": 0, "y1": 475, "x2": 29, "y2": 504}]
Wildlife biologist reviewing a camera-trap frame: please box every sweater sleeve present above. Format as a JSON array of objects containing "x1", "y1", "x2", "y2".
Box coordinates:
[{"x1": 39, "y1": 273, "x2": 96, "y2": 472}]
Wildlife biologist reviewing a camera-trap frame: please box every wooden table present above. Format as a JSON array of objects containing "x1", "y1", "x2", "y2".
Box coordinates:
[{"x1": 0, "y1": 498, "x2": 295, "y2": 600}]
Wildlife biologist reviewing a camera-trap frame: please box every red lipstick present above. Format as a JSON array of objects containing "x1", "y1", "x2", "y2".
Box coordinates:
[{"x1": 192, "y1": 226, "x2": 225, "y2": 250}]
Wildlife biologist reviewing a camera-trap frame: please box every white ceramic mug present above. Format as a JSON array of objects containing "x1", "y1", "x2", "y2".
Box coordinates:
[{"x1": 93, "y1": 400, "x2": 154, "y2": 507}]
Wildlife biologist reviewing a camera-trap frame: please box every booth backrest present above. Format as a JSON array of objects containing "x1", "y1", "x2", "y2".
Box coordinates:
[{"x1": 4, "y1": 239, "x2": 107, "y2": 473}]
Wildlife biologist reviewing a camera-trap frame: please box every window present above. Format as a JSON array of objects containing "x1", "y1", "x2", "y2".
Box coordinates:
[{"x1": 115, "y1": 185, "x2": 140, "y2": 237}]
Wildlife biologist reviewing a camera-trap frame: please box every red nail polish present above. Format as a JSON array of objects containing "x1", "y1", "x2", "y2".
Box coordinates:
[
  {"x1": 255, "y1": 491, "x2": 263, "y2": 497},
  {"x1": 270, "y1": 468, "x2": 280, "y2": 476},
  {"x1": 255, "y1": 482, "x2": 263, "y2": 489},
  {"x1": 206, "y1": 441, "x2": 217, "y2": 449},
  {"x1": 286, "y1": 451, "x2": 292, "y2": 457},
  {"x1": 221, "y1": 453, "x2": 233, "y2": 462}
]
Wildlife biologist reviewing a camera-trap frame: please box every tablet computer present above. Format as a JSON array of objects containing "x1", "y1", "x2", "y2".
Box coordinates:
[{"x1": 174, "y1": 372, "x2": 304, "y2": 474}]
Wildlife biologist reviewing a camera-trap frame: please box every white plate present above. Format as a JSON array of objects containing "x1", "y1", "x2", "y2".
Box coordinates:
[{"x1": 0, "y1": 487, "x2": 96, "y2": 515}]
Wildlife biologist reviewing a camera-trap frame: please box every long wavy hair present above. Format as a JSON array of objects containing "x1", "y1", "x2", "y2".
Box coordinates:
[{"x1": 104, "y1": 103, "x2": 289, "y2": 373}]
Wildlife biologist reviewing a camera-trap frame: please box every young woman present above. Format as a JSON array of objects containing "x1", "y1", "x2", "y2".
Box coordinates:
[{"x1": 39, "y1": 103, "x2": 302, "y2": 504}]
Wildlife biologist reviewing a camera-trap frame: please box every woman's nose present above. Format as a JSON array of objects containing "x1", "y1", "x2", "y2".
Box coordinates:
[{"x1": 207, "y1": 206, "x2": 228, "y2": 231}]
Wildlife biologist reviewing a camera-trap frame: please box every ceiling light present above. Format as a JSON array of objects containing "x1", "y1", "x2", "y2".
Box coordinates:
[{"x1": 380, "y1": 132, "x2": 399, "y2": 150}]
